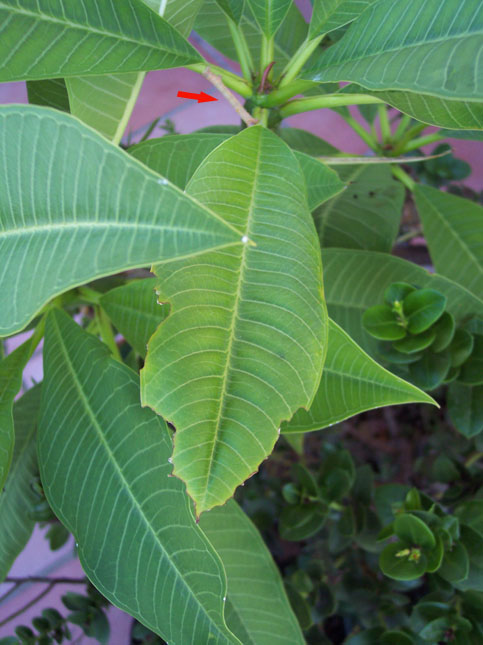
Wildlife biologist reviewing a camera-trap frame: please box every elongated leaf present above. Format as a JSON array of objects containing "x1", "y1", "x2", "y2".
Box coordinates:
[
  {"x1": 284, "y1": 319, "x2": 434, "y2": 433},
  {"x1": 314, "y1": 164, "x2": 404, "y2": 251},
  {"x1": 200, "y1": 500, "x2": 304, "y2": 644},
  {"x1": 213, "y1": 0, "x2": 244, "y2": 24},
  {"x1": 448, "y1": 382, "x2": 483, "y2": 438},
  {"x1": 309, "y1": 0, "x2": 377, "y2": 38},
  {"x1": 0, "y1": 0, "x2": 201, "y2": 82},
  {"x1": 0, "y1": 338, "x2": 36, "y2": 489},
  {"x1": 66, "y1": 72, "x2": 144, "y2": 144},
  {"x1": 0, "y1": 386, "x2": 41, "y2": 582},
  {"x1": 39, "y1": 310, "x2": 239, "y2": 644},
  {"x1": 27, "y1": 79, "x2": 70, "y2": 112},
  {"x1": 304, "y1": 0, "x2": 483, "y2": 102},
  {"x1": 100, "y1": 279, "x2": 166, "y2": 357},
  {"x1": 295, "y1": 153, "x2": 346, "y2": 210},
  {"x1": 131, "y1": 133, "x2": 345, "y2": 210},
  {"x1": 141, "y1": 127, "x2": 327, "y2": 515},
  {"x1": 414, "y1": 185, "x2": 483, "y2": 301},
  {"x1": 141, "y1": 0, "x2": 204, "y2": 35},
  {"x1": 245, "y1": 0, "x2": 292, "y2": 38},
  {"x1": 280, "y1": 127, "x2": 338, "y2": 156},
  {"x1": 323, "y1": 248, "x2": 483, "y2": 357},
  {"x1": 195, "y1": 0, "x2": 307, "y2": 65},
  {"x1": 0, "y1": 106, "x2": 240, "y2": 337}
]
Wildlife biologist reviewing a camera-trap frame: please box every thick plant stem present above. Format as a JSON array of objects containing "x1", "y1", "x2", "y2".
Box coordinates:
[
  {"x1": 202, "y1": 67, "x2": 258, "y2": 126},
  {"x1": 343, "y1": 116, "x2": 380, "y2": 151},
  {"x1": 391, "y1": 122, "x2": 427, "y2": 155},
  {"x1": 279, "y1": 35, "x2": 324, "y2": 87},
  {"x1": 260, "y1": 34, "x2": 274, "y2": 77},
  {"x1": 256, "y1": 79, "x2": 316, "y2": 107},
  {"x1": 187, "y1": 63, "x2": 252, "y2": 98},
  {"x1": 393, "y1": 113, "x2": 412, "y2": 140},
  {"x1": 378, "y1": 104, "x2": 392, "y2": 143},
  {"x1": 253, "y1": 106, "x2": 269, "y2": 127},
  {"x1": 392, "y1": 165, "x2": 416, "y2": 191},
  {"x1": 400, "y1": 131, "x2": 445, "y2": 153},
  {"x1": 227, "y1": 17, "x2": 254, "y2": 83},
  {"x1": 279, "y1": 94, "x2": 383, "y2": 118}
]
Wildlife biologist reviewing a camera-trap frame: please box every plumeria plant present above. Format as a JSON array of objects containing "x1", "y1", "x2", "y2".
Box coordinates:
[{"x1": 0, "y1": 0, "x2": 482, "y2": 643}]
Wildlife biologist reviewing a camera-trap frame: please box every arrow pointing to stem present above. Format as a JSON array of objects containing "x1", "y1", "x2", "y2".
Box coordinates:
[{"x1": 177, "y1": 90, "x2": 218, "y2": 103}]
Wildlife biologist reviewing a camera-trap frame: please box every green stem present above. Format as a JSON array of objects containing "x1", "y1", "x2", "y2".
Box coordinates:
[
  {"x1": 343, "y1": 115, "x2": 379, "y2": 152},
  {"x1": 393, "y1": 113, "x2": 412, "y2": 140},
  {"x1": 391, "y1": 122, "x2": 427, "y2": 155},
  {"x1": 227, "y1": 17, "x2": 254, "y2": 82},
  {"x1": 278, "y1": 93, "x2": 383, "y2": 118},
  {"x1": 260, "y1": 34, "x2": 274, "y2": 76},
  {"x1": 28, "y1": 317, "x2": 46, "y2": 356},
  {"x1": 187, "y1": 63, "x2": 252, "y2": 98},
  {"x1": 378, "y1": 104, "x2": 391, "y2": 143},
  {"x1": 391, "y1": 165, "x2": 416, "y2": 191},
  {"x1": 96, "y1": 306, "x2": 121, "y2": 361},
  {"x1": 465, "y1": 452, "x2": 483, "y2": 468},
  {"x1": 256, "y1": 79, "x2": 316, "y2": 107},
  {"x1": 401, "y1": 131, "x2": 445, "y2": 153},
  {"x1": 78, "y1": 286, "x2": 102, "y2": 305},
  {"x1": 253, "y1": 106, "x2": 269, "y2": 127},
  {"x1": 279, "y1": 35, "x2": 324, "y2": 87},
  {"x1": 396, "y1": 229, "x2": 422, "y2": 244}
]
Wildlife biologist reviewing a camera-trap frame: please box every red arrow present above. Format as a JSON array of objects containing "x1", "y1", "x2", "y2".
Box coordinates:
[{"x1": 177, "y1": 90, "x2": 218, "y2": 103}]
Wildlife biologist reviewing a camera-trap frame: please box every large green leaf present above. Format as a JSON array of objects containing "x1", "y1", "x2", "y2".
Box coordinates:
[
  {"x1": 309, "y1": 0, "x2": 377, "y2": 38},
  {"x1": 141, "y1": 127, "x2": 327, "y2": 515},
  {"x1": 0, "y1": 105, "x2": 240, "y2": 337},
  {"x1": 0, "y1": 338, "x2": 36, "y2": 490},
  {"x1": 130, "y1": 133, "x2": 345, "y2": 210},
  {"x1": 194, "y1": 0, "x2": 307, "y2": 66},
  {"x1": 279, "y1": 127, "x2": 338, "y2": 156},
  {"x1": 213, "y1": 0, "x2": 244, "y2": 24},
  {"x1": 39, "y1": 310, "x2": 239, "y2": 644},
  {"x1": 413, "y1": 185, "x2": 483, "y2": 302},
  {"x1": 200, "y1": 500, "x2": 304, "y2": 644},
  {"x1": 323, "y1": 249, "x2": 483, "y2": 357},
  {"x1": 0, "y1": 386, "x2": 41, "y2": 582},
  {"x1": 283, "y1": 319, "x2": 434, "y2": 434},
  {"x1": 245, "y1": 0, "x2": 292, "y2": 38},
  {"x1": 100, "y1": 279, "x2": 166, "y2": 358},
  {"x1": 303, "y1": 0, "x2": 483, "y2": 102},
  {"x1": 313, "y1": 164, "x2": 404, "y2": 251},
  {"x1": 0, "y1": 0, "x2": 200, "y2": 83},
  {"x1": 141, "y1": 0, "x2": 204, "y2": 35},
  {"x1": 27, "y1": 79, "x2": 70, "y2": 112},
  {"x1": 66, "y1": 73, "x2": 145, "y2": 144}
]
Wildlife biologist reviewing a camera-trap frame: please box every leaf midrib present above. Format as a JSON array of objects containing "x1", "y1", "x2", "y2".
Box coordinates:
[
  {"x1": 196, "y1": 139, "x2": 262, "y2": 512},
  {"x1": 0, "y1": 2, "x2": 191, "y2": 56},
  {"x1": 50, "y1": 314, "x2": 230, "y2": 640}
]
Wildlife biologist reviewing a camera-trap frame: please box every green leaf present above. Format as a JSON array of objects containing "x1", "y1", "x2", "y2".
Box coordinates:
[
  {"x1": 431, "y1": 312, "x2": 456, "y2": 352},
  {"x1": 414, "y1": 185, "x2": 483, "y2": 301},
  {"x1": 426, "y1": 535, "x2": 445, "y2": 573},
  {"x1": 309, "y1": 0, "x2": 377, "y2": 38},
  {"x1": 283, "y1": 319, "x2": 434, "y2": 434},
  {"x1": 376, "y1": 343, "x2": 422, "y2": 365},
  {"x1": 394, "y1": 514, "x2": 436, "y2": 550},
  {"x1": 100, "y1": 279, "x2": 166, "y2": 358},
  {"x1": 313, "y1": 164, "x2": 405, "y2": 252},
  {"x1": 213, "y1": 0, "x2": 244, "y2": 23},
  {"x1": 294, "y1": 152, "x2": 346, "y2": 210},
  {"x1": 438, "y1": 542, "x2": 470, "y2": 583},
  {"x1": 0, "y1": 0, "x2": 201, "y2": 82},
  {"x1": 0, "y1": 105, "x2": 240, "y2": 337},
  {"x1": 384, "y1": 283, "x2": 415, "y2": 306},
  {"x1": 403, "y1": 289, "x2": 446, "y2": 334},
  {"x1": 362, "y1": 305, "x2": 405, "y2": 340},
  {"x1": 379, "y1": 542, "x2": 427, "y2": 581},
  {"x1": 195, "y1": 0, "x2": 307, "y2": 65},
  {"x1": 279, "y1": 502, "x2": 327, "y2": 541},
  {"x1": 0, "y1": 338, "x2": 36, "y2": 489},
  {"x1": 66, "y1": 72, "x2": 144, "y2": 144},
  {"x1": 141, "y1": 126, "x2": 327, "y2": 515},
  {"x1": 141, "y1": 0, "x2": 204, "y2": 35},
  {"x1": 199, "y1": 500, "x2": 305, "y2": 645},
  {"x1": 409, "y1": 350, "x2": 451, "y2": 391},
  {"x1": 448, "y1": 382, "x2": 483, "y2": 438},
  {"x1": 323, "y1": 249, "x2": 483, "y2": 358},
  {"x1": 0, "y1": 386, "x2": 41, "y2": 581},
  {"x1": 279, "y1": 128, "x2": 338, "y2": 156},
  {"x1": 38, "y1": 310, "x2": 239, "y2": 645},
  {"x1": 131, "y1": 133, "x2": 345, "y2": 210},
  {"x1": 459, "y1": 334, "x2": 483, "y2": 385},
  {"x1": 27, "y1": 79, "x2": 70, "y2": 112},
  {"x1": 450, "y1": 329, "x2": 475, "y2": 367},
  {"x1": 303, "y1": 0, "x2": 483, "y2": 103},
  {"x1": 393, "y1": 329, "x2": 436, "y2": 354},
  {"x1": 245, "y1": 0, "x2": 292, "y2": 38}
]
